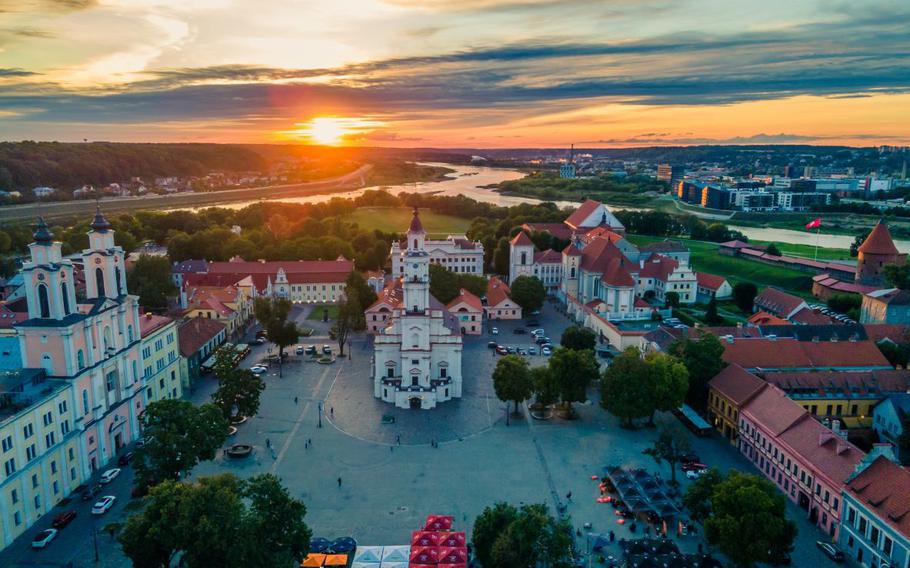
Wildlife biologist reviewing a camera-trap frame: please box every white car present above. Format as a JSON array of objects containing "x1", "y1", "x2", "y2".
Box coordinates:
[
  {"x1": 99, "y1": 468, "x2": 121, "y2": 484},
  {"x1": 491, "y1": 327, "x2": 499, "y2": 335},
  {"x1": 541, "y1": 346, "x2": 552, "y2": 356},
  {"x1": 92, "y1": 495, "x2": 116, "y2": 515},
  {"x1": 531, "y1": 329, "x2": 545, "y2": 337},
  {"x1": 31, "y1": 528, "x2": 58, "y2": 549},
  {"x1": 250, "y1": 365, "x2": 268, "y2": 374}
]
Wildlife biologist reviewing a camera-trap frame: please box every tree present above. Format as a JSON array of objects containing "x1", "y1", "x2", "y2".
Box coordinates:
[
  {"x1": 682, "y1": 468, "x2": 723, "y2": 521},
  {"x1": 642, "y1": 422, "x2": 692, "y2": 484},
  {"x1": 645, "y1": 351, "x2": 689, "y2": 424},
  {"x1": 254, "y1": 297, "x2": 299, "y2": 375},
  {"x1": 883, "y1": 263, "x2": 910, "y2": 290},
  {"x1": 133, "y1": 400, "x2": 228, "y2": 488},
  {"x1": 344, "y1": 270, "x2": 378, "y2": 308},
  {"x1": 120, "y1": 473, "x2": 311, "y2": 568},
  {"x1": 548, "y1": 347, "x2": 599, "y2": 415},
  {"x1": 212, "y1": 368, "x2": 265, "y2": 422},
  {"x1": 732, "y1": 281, "x2": 758, "y2": 313},
  {"x1": 235, "y1": 474, "x2": 313, "y2": 567},
  {"x1": 127, "y1": 255, "x2": 177, "y2": 311},
  {"x1": 765, "y1": 243, "x2": 781, "y2": 256},
  {"x1": 671, "y1": 334, "x2": 726, "y2": 410},
  {"x1": 560, "y1": 326, "x2": 596, "y2": 351},
  {"x1": 473, "y1": 503, "x2": 573, "y2": 568},
  {"x1": 665, "y1": 291, "x2": 680, "y2": 308},
  {"x1": 531, "y1": 366, "x2": 559, "y2": 407},
  {"x1": 704, "y1": 295, "x2": 721, "y2": 324},
  {"x1": 335, "y1": 294, "x2": 363, "y2": 356},
  {"x1": 509, "y1": 275, "x2": 546, "y2": 312},
  {"x1": 493, "y1": 237, "x2": 511, "y2": 275},
  {"x1": 700, "y1": 471, "x2": 797, "y2": 568},
  {"x1": 600, "y1": 348, "x2": 652, "y2": 427},
  {"x1": 828, "y1": 293, "x2": 862, "y2": 313},
  {"x1": 877, "y1": 340, "x2": 910, "y2": 368},
  {"x1": 472, "y1": 502, "x2": 518, "y2": 568},
  {"x1": 492, "y1": 355, "x2": 534, "y2": 422},
  {"x1": 429, "y1": 264, "x2": 460, "y2": 304}
]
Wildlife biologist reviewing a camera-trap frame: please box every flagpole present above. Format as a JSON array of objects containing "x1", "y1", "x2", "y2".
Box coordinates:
[{"x1": 814, "y1": 226, "x2": 820, "y2": 261}]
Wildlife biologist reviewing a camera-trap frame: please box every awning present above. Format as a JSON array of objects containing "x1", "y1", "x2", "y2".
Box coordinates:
[
  {"x1": 323, "y1": 554, "x2": 348, "y2": 566},
  {"x1": 411, "y1": 531, "x2": 439, "y2": 547},
  {"x1": 424, "y1": 515, "x2": 454, "y2": 531},
  {"x1": 300, "y1": 553, "x2": 325, "y2": 567}
]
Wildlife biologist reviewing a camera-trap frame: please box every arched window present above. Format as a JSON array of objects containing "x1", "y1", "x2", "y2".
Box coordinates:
[
  {"x1": 77, "y1": 349, "x2": 85, "y2": 370},
  {"x1": 570, "y1": 267, "x2": 576, "y2": 278},
  {"x1": 95, "y1": 267, "x2": 105, "y2": 297},
  {"x1": 127, "y1": 325, "x2": 134, "y2": 343},
  {"x1": 37, "y1": 284, "x2": 50, "y2": 318},
  {"x1": 413, "y1": 239, "x2": 418, "y2": 249},
  {"x1": 411, "y1": 333, "x2": 420, "y2": 348},
  {"x1": 103, "y1": 326, "x2": 112, "y2": 352},
  {"x1": 520, "y1": 252, "x2": 527, "y2": 265},
  {"x1": 61, "y1": 282, "x2": 70, "y2": 315},
  {"x1": 115, "y1": 267, "x2": 122, "y2": 296}
]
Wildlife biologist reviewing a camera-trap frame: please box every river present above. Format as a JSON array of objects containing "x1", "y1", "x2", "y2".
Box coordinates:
[{"x1": 178, "y1": 162, "x2": 905, "y2": 252}]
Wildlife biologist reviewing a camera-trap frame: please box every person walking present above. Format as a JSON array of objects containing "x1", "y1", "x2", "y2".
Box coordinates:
[
  {"x1": 266, "y1": 438, "x2": 271, "y2": 449},
  {"x1": 337, "y1": 476, "x2": 342, "y2": 488},
  {"x1": 330, "y1": 407, "x2": 334, "y2": 417},
  {"x1": 294, "y1": 396, "x2": 298, "y2": 404}
]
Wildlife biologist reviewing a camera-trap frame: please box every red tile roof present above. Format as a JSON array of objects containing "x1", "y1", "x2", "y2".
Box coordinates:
[
  {"x1": 859, "y1": 221, "x2": 900, "y2": 256},
  {"x1": 639, "y1": 254, "x2": 678, "y2": 281},
  {"x1": 510, "y1": 231, "x2": 534, "y2": 247},
  {"x1": 720, "y1": 337, "x2": 891, "y2": 369},
  {"x1": 777, "y1": 414, "x2": 864, "y2": 485},
  {"x1": 760, "y1": 369, "x2": 910, "y2": 397},
  {"x1": 178, "y1": 317, "x2": 226, "y2": 357},
  {"x1": 789, "y1": 306, "x2": 834, "y2": 325},
  {"x1": 565, "y1": 199, "x2": 603, "y2": 229},
  {"x1": 207, "y1": 259, "x2": 353, "y2": 275},
  {"x1": 864, "y1": 324, "x2": 910, "y2": 344},
  {"x1": 696, "y1": 272, "x2": 728, "y2": 291},
  {"x1": 139, "y1": 313, "x2": 173, "y2": 338},
  {"x1": 562, "y1": 243, "x2": 582, "y2": 256},
  {"x1": 754, "y1": 287, "x2": 806, "y2": 318},
  {"x1": 601, "y1": 258, "x2": 635, "y2": 287},
  {"x1": 747, "y1": 311, "x2": 791, "y2": 326},
  {"x1": 522, "y1": 222, "x2": 574, "y2": 240},
  {"x1": 534, "y1": 249, "x2": 562, "y2": 264},
  {"x1": 366, "y1": 278, "x2": 403, "y2": 311},
  {"x1": 846, "y1": 456, "x2": 910, "y2": 539},
  {"x1": 709, "y1": 364, "x2": 767, "y2": 405},
  {"x1": 742, "y1": 384, "x2": 809, "y2": 435},
  {"x1": 0, "y1": 301, "x2": 28, "y2": 329},
  {"x1": 486, "y1": 276, "x2": 513, "y2": 308},
  {"x1": 579, "y1": 237, "x2": 632, "y2": 274},
  {"x1": 447, "y1": 288, "x2": 483, "y2": 312},
  {"x1": 185, "y1": 286, "x2": 238, "y2": 317}
]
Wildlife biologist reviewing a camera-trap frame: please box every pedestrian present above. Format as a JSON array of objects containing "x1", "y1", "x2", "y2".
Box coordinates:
[
  {"x1": 294, "y1": 396, "x2": 298, "y2": 404},
  {"x1": 609, "y1": 530, "x2": 615, "y2": 543},
  {"x1": 396, "y1": 434, "x2": 401, "y2": 445},
  {"x1": 337, "y1": 476, "x2": 342, "y2": 488},
  {"x1": 330, "y1": 407, "x2": 334, "y2": 417},
  {"x1": 266, "y1": 438, "x2": 271, "y2": 449},
  {"x1": 308, "y1": 438, "x2": 312, "y2": 446},
  {"x1": 566, "y1": 491, "x2": 572, "y2": 501},
  {"x1": 305, "y1": 441, "x2": 308, "y2": 449},
  {"x1": 390, "y1": 445, "x2": 393, "y2": 452}
]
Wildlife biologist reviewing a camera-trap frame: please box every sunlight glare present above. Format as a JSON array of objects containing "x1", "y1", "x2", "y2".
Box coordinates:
[{"x1": 284, "y1": 117, "x2": 383, "y2": 146}]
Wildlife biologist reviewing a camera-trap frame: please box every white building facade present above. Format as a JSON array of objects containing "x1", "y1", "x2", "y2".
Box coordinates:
[
  {"x1": 372, "y1": 209, "x2": 463, "y2": 410},
  {"x1": 391, "y1": 235, "x2": 483, "y2": 276}
]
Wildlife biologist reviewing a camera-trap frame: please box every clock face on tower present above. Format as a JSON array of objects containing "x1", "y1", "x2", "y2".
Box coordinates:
[{"x1": 94, "y1": 258, "x2": 102, "y2": 265}]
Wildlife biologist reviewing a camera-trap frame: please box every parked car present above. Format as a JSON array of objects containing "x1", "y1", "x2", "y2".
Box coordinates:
[
  {"x1": 295, "y1": 345, "x2": 305, "y2": 355},
  {"x1": 52, "y1": 510, "x2": 77, "y2": 529},
  {"x1": 681, "y1": 462, "x2": 708, "y2": 472},
  {"x1": 517, "y1": 348, "x2": 526, "y2": 355},
  {"x1": 81, "y1": 484, "x2": 101, "y2": 501},
  {"x1": 92, "y1": 496, "x2": 116, "y2": 515},
  {"x1": 526, "y1": 320, "x2": 541, "y2": 327},
  {"x1": 31, "y1": 528, "x2": 58, "y2": 549},
  {"x1": 496, "y1": 346, "x2": 508, "y2": 355},
  {"x1": 542, "y1": 346, "x2": 552, "y2": 356},
  {"x1": 686, "y1": 470, "x2": 703, "y2": 480},
  {"x1": 506, "y1": 347, "x2": 516, "y2": 354},
  {"x1": 322, "y1": 345, "x2": 332, "y2": 355},
  {"x1": 487, "y1": 341, "x2": 497, "y2": 349},
  {"x1": 815, "y1": 542, "x2": 844, "y2": 562},
  {"x1": 491, "y1": 327, "x2": 499, "y2": 335},
  {"x1": 680, "y1": 453, "x2": 700, "y2": 465},
  {"x1": 305, "y1": 345, "x2": 317, "y2": 355},
  {"x1": 531, "y1": 329, "x2": 545, "y2": 336},
  {"x1": 250, "y1": 365, "x2": 268, "y2": 374},
  {"x1": 539, "y1": 342, "x2": 552, "y2": 350},
  {"x1": 99, "y1": 468, "x2": 121, "y2": 484},
  {"x1": 528, "y1": 347, "x2": 537, "y2": 355},
  {"x1": 513, "y1": 328, "x2": 527, "y2": 334},
  {"x1": 117, "y1": 452, "x2": 134, "y2": 466}
]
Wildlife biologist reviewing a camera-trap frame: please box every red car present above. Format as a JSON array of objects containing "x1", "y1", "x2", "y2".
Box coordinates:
[
  {"x1": 52, "y1": 510, "x2": 77, "y2": 529},
  {"x1": 681, "y1": 462, "x2": 708, "y2": 472}
]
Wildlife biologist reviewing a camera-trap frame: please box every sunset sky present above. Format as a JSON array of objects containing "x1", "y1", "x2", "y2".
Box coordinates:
[{"x1": 1, "y1": 0, "x2": 908, "y2": 147}]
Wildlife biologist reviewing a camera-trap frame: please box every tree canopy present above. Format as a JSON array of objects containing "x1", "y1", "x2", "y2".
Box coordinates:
[
  {"x1": 670, "y1": 334, "x2": 726, "y2": 410},
  {"x1": 560, "y1": 326, "x2": 596, "y2": 351},
  {"x1": 492, "y1": 355, "x2": 534, "y2": 419},
  {"x1": 254, "y1": 297, "x2": 299, "y2": 373},
  {"x1": 120, "y1": 473, "x2": 311, "y2": 568},
  {"x1": 429, "y1": 264, "x2": 487, "y2": 304},
  {"x1": 642, "y1": 422, "x2": 692, "y2": 484},
  {"x1": 732, "y1": 282, "x2": 758, "y2": 313},
  {"x1": 133, "y1": 400, "x2": 228, "y2": 488},
  {"x1": 509, "y1": 275, "x2": 546, "y2": 311},
  {"x1": 548, "y1": 347, "x2": 599, "y2": 413},
  {"x1": 472, "y1": 502, "x2": 573, "y2": 568},
  {"x1": 126, "y1": 255, "x2": 176, "y2": 311},
  {"x1": 600, "y1": 348, "x2": 654, "y2": 427}
]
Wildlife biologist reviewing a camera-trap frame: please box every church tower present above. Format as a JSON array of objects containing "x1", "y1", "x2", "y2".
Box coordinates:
[
  {"x1": 83, "y1": 206, "x2": 127, "y2": 299},
  {"x1": 21, "y1": 217, "x2": 77, "y2": 320},
  {"x1": 402, "y1": 207, "x2": 429, "y2": 313}
]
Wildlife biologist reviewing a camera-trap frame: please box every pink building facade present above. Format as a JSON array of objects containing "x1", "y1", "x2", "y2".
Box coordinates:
[
  {"x1": 16, "y1": 211, "x2": 144, "y2": 472},
  {"x1": 739, "y1": 385, "x2": 865, "y2": 540}
]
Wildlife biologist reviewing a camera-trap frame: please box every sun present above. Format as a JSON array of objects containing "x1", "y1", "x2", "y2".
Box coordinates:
[{"x1": 282, "y1": 116, "x2": 384, "y2": 146}]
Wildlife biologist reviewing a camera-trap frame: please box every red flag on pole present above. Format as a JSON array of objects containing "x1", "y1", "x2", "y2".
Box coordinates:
[{"x1": 805, "y1": 218, "x2": 821, "y2": 230}]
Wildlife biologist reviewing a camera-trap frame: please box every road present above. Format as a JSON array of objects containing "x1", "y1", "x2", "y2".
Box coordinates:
[{"x1": 0, "y1": 165, "x2": 373, "y2": 222}]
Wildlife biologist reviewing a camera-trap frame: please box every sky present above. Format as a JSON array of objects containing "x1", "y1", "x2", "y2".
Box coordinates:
[{"x1": 0, "y1": 0, "x2": 908, "y2": 147}]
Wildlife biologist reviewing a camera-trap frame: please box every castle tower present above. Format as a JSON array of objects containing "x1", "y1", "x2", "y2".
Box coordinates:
[
  {"x1": 856, "y1": 220, "x2": 906, "y2": 285},
  {"x1": 83, "y1": 206, "x2": 127, "y2": 299},
  {"x1": 402, "y1": 207, "x2": 429, "y2": 313},
  {"x1": 21, "y1": 218, "x2": 78, "y2": 320},
  {"x1": 508, "y1": 231, "x2": 535, "y2": 284}
]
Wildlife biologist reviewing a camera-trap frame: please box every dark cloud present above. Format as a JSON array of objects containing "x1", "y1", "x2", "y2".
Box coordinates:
[{"x1": 0, "y1": 68, "x2": 38, "y2": 77}]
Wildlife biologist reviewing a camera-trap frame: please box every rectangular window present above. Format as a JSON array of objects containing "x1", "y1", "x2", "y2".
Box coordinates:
[
  {"x1": 23, "y1": 423, "x2": 34, "y2": 439},
  {"x1": 14, "y1": 511, "x2": 20, "y2": 526},
  {"x1": 883, "y1": 536, "x2": 892, "y2": 556},
  {"x1": 50, "y1": 460, "x2": 57, "y2": 474},
  {"x1": 61, "y1": 420, "x2": 70, "y2": 436},
  {"x1": 1, "y1": 436, "x2": 12, "y2": 452},
  {"x1": 45, "y1": 432, "x2": 55, "y2": 448},
  {"x1": 106, "y1": 371, "x2": 118, "y2": 392},
  {"x1": 870, "y1": 526, "x2": 880, "y2": 546},
  {"x1": 4, "y1": 458, "x2": 15, "y2": 475},
  {"x1": 58, "y1": 400, "x2": 67, "y2": 414},
  {"x1": 31, "y1": 474, "x2": 38, "y2": 488},
  {"x1": 53, "y1": 480, "x2": 59, "y2": 494},
  {"x1": 26, "y1": 444, "x2": 37, "y2": 461},
  {"x1": 11, "y1": 488, "x2": 18, "y2": 503},
  {"x1": 34, "y1": 494, "x2": 40, "y2": 510},
  {"x1": 82, "y1": 390, "x2": 89, "y2": 414}
]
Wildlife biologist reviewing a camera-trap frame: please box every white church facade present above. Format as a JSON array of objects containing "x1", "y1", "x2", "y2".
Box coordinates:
[{"x1": 371, "y1": 208, "x2": 463, "y2": 410}]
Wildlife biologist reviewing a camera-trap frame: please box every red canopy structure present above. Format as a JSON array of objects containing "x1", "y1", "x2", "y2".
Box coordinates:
[
  {"x1": 409, "y1": 546, "x2": 439, "y2": 565},
  {"x1": 411, "y1": 531, "x2": 440, "y2": 547},
  {"x1": 437, "y1": 547, "x2": 468, "y2": 563},
  {"x1": 424, "y1": 515, "x2": 454, "y2": 531},
  {"x1": 438, "y1": 532, "x2": 466, "y2": 548}
]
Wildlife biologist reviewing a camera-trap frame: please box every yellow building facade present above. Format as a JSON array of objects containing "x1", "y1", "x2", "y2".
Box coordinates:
[{"x1": 139, "y1": 315, "x2": 183, "y2": 405}]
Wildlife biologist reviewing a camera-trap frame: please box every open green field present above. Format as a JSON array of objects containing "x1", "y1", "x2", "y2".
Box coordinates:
[
  {"x1": 626, "y1": 234, "x2": 815, "y2": 295},
  {"x1": 747, "y1": 240, "x2": 853, "y2": 261},
  {"x1": 347, "y1": 207, "x2": 471, "y2": 235}
]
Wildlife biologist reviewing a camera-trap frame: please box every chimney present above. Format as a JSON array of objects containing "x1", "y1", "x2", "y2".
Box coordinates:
[{"x1": 831, "y1": 420, "x2": 847, "y2": 440}]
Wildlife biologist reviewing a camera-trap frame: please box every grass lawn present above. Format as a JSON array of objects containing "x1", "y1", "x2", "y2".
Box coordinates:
[
  {"x1": 748, "y1": 240, "x2": 853, "y2": 261},
  {"x1": 347, "y1": 207, "x2": 471, "y2": 236},
  {"x1": 626, "y1": 234, "x2": 815, "y2": 295},
  {"x1": 307, "y1": 304, "x2": 339, "y2": 321}
]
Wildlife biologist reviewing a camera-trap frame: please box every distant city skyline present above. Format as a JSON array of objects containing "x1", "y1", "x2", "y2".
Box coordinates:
[{"x1": 1, "y1": 0, "x2": 908, "y2": 147}]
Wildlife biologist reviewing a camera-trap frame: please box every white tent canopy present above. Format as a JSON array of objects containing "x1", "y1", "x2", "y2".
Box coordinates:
[
  {"x1": 380, "y1": 563, "x2": 408, "y2": 568},
  {"x1": 353, "y1": 546, "x2": 384, "y2": 563},
  {"x1": 352, "y1": 563, "x2": 379, "y2": 568},
  {"x1": 381, "y1": 545, "x2": 410, "y2": 562}
]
